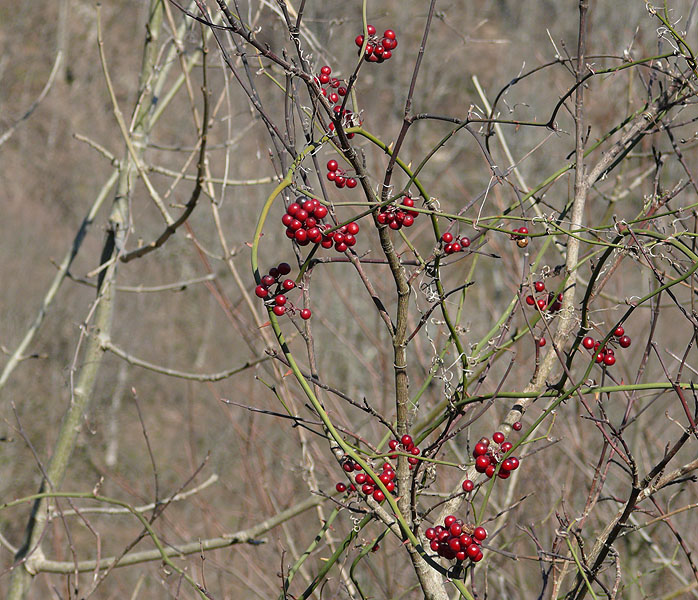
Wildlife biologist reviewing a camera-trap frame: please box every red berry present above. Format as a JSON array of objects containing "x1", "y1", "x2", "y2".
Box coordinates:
[
  {"x1": 512, "y1": 421, "x2": 522, "y2": 431},
  {"x1": 500, "y1": 441, "x2": 513, "y2": 452},
  {"x1": 346, "y1": 177, "x2": 357, "y2": 188},
  {"x1": 538, "y1": 337, "x2": 546, "y2": 347},
  {"x1": 362, "y1": 483, "x2": 374, "y2": 495},
  {"x1": 537, "y1": 298, "x2": 547, "y2": 310},
  {"x1": 444, "y1": 515, "x2": 457, "y2": 527},
  {"x1": 508, "y1": 456, "x2": 520, "y2": 470},
  {"x1": 451, "y1": 242, "x2": 461, "y2": 253},
  {"x1": 347, "y1": 222, "x2": 359, "y2": 235},
  {"x1": 255, "y1": 285, "x2": 268, "y2": 298},
  {"x1": 518, "y1": 226, "x2": 529, "y2": 235},
  {"x1": 473, "y1": 442, "x2": 488, "y2": 456},
  {"x1": 278, "y1": 262, "x2": 291, "y2": 275},
  {"x1": 475, "y1": 456, "x2": 491, "y2": 472},
  {"x1": 614, "y1": 326, "x2": 625, "y2": 337},
  {"x1": 336, "y1": 482, "x2": 346, "y2": 492},
  {"x1": 582, "y1": 336, "x2": 595, "y2": 349},
  {"x1": 441, "y1": 232, "x2": 454, "y2": 243},
  {"x1": 287, "y1": 202, "x2": 300, "y2": 215},
  {"x1": 425, "y1": 527, "x2": 437, "y2": 540},
  {"x1": 275, "y1": 294, "x2": 287, "y2": 306},
  {"x1": 473, "y1": 527, "x2": 487, "y2": 541},
  {"x1": 526, "y1": 295, "x2": 536, "y2": 306},
  {"x1": 388, "y1": 439, "x2": 398, "y2": 451},
  {"x1": 448, "y1": 537, "x2": 461, "y2": 552},
  {"x1": 466, "y1": 543, "x2": 480, "y2": 559},
  {"x1": 501, "y1": 458, "x2": 515, "y2": 471},
  {"x1": 282, "y1": 279, "x2": 295, "y2": 291},
  {"x1": 456, "y1": 551, "x2": 467, "y2": 561},
  {"x1": 327, "y1": 159, "x2": 338, "y2": 172},
  {"x1": 603, "y1": 353, "x2": 616, "y2": 366},
  {"x1": 450, "y1": 523, "x2": 462, "y2": 537},
  {"x1": 355, "y1": 34, "x2": 364, "y2": 47},
  {"x1": 373, "y1": 489, "x2": 385, "y2": 502},
  {"x1": 534, "y1": 281, "x2": 546, "y2": 292},
  {"x1": 300, "y1": 309, "x2": 312, "y2": 320},
  {"x1": 273, "y1": 305, "x2": 285, "y2": 316},
  {"x1": 462, "y1": 479, "x2": 474, "y2": 492},
  {"x1": 619, "y1": 335, "x2": 631, "y2": 348},
  {"x1": 492, "y1": 431, "x2": 505, "y2": 444},
  {"x1": 402, "y1": 214, "x2": 415, "y2": 227},
  {"x1": 400, "y1": 434, "x2": 413, "y2": 449},
  {"x1": 430, "y1": 540, "x2": 440, "y2": 552},
  {"x1": 460, "y1": 237, "x2": 470, "y2": 248},
  {"x1": 261, "y1": 274, "x2": 275, "y2": 287},
  {"x1": 366, "y1": 24, "x2": 376, "y2": 35},
  {"x1": 320, "y1": 65, "x2": 331, "y2": 75}
]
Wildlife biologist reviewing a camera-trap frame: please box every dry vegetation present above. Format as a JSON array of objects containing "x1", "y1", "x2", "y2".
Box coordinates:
[{"x1": 1, "y1": 1, "x2": 698, "y2": 599}]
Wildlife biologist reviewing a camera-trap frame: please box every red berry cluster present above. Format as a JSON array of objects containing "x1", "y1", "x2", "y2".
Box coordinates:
[
  {"x1": 334, "y1": 457, "x2": 397, "y2": 503},
  {"x1": 441, "y1": 232, "x2": 471, "y2": 254},
  {"x1": 510, "y1": 226, "x2": 529, "y2": 248},
  {"x1": 316, "y1": 65, "x2": 347, "y2": 111},
  {"x1": 387, "y1": 434, "x2": 421, "y2": 466},
  {"x1": 473, "y1": 431, "x2": 520, "y2": 479},
  {"x1": 326, "y1": 159, "x2": 357, "y2": 189},
  {"x1": 355, "y1": 25, "x2": 398, "y2": 63},
  {"x1": 377, "y1": 197, "x2": 419, "y2": 230},
  {"x1": 582, "y1": 326, "x2": 631, "y2": 367},
  {"x1": 524, "y1": 280, "x2": 562, "y2": 313},
  {"x1": 281, "y1": 198, "x2": 360, "y2": 251},
  {"x1": 425, "y1": 517, "x2": 486, "y2": 563},
  {"x1": 254, "y1": 262, "x2": 312, "y2": 319}
]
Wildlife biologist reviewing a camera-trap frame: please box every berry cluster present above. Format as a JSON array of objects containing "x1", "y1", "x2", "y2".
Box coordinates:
[
  {"x1": 334, "y1": 457, "x2": 397, "y2": 503},
  {"x1": 441, "y1": 232, "x2": 471, "y2": 254},
  {"x1": 315, "y1": 66, "x2": 358, "y2": 138},
  {"x1": 510, "y1": 226, "x2": 529, "y2": 248},
  {"x1": 524, "y1": 280, "x2": 562, "y2": 313},
  {"x1": 473, "y1": 431, "x2": 520, "y2": 479},
  {"x1": 316, "y1": 65, "x2": 347, "y2": 111},
  {"x1": 425, "y1": 516, "x2": 486, "y2": 563},
  {"x1": 355, "y1": 25, "x2": 398, "y2": 63},
  {"x1": 326, "y1": 159, "x2": 357, "y2": 189},
  {"x1": 582, "y1": 326, "x2": 631, "y2": 367},
  {"x1": 281, "y1": 198, "x2": 360, "y2": 251},
  {"x1": 254, "y1": 262, "x2": 311, "y2": 319},
  {"x1": 387, "y1": 434, "x2": 421, "y2": 466},
  {"x1": 377, "y1": 197, "x2": 419, "y2": 230}
]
